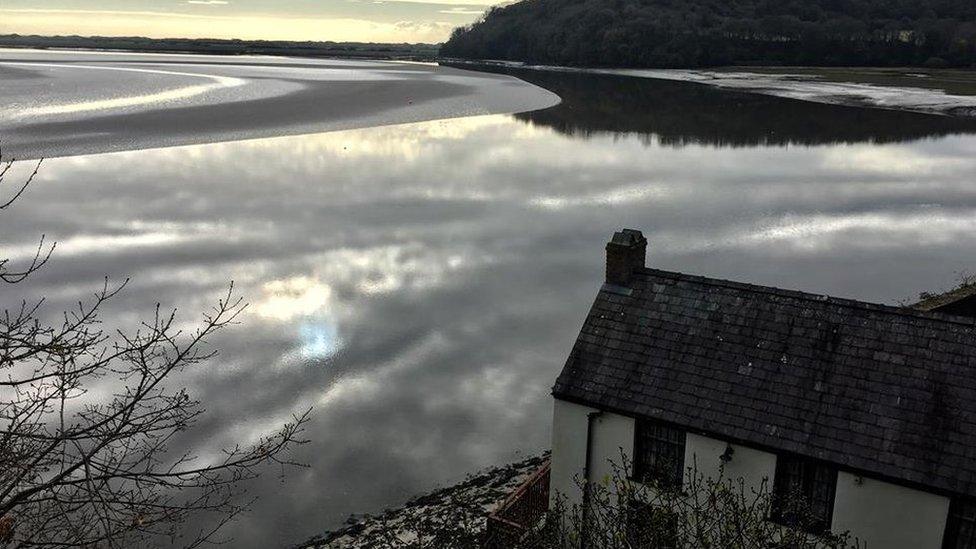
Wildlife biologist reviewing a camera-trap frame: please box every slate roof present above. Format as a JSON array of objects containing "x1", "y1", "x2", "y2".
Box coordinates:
[{"x1": 553, "y1": 268, "x2": 976, "y2": 498}]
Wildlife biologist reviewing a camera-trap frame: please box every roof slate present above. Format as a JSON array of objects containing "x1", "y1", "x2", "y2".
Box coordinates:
[{"x1": 552, "y1": 268, "x2": 976, "y2": 497}]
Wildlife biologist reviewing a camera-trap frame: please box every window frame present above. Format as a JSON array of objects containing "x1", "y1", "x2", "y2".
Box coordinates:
[
  {"x1": 943, "y1": 497, "x2": 976, "y2": 549},
  {"x1": 770, "y1": 453, "x2": 838, "y2": 535},
  {"x1": 632, "y1": 418, "x2": 686, "y2": 489}
]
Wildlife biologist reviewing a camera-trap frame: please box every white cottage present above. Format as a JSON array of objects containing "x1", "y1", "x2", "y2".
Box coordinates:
[{"x1": 549, "y1": 229, "x2": 976, "y2": 549}]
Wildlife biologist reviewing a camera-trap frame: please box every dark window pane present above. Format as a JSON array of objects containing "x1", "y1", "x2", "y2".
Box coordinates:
[
  {"x1": 771, "y1": 455, "x2": 836, "y2": 534},
  {"x1": 633, "y1": 419, "x2": 685, "y2": 488}
]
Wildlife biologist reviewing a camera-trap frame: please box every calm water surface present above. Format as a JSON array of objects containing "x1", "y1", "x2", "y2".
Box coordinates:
[{"x1": 4, "y1": 70, "x2": 976, "y2": 547}]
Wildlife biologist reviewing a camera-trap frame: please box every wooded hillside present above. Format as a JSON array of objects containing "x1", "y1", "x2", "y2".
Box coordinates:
[{"x1": 441, "y1": 0, "x2": 976, "y2": 68}]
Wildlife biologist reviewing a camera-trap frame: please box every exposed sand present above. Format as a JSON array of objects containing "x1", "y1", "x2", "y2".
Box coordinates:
[{"x1": 0, "y1": 51, "x2": 561, "y2": 159}]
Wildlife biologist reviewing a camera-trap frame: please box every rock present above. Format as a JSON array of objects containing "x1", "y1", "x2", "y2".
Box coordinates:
[{"x1": 295, "y1": 452, "x2": 549, "y2": 549}]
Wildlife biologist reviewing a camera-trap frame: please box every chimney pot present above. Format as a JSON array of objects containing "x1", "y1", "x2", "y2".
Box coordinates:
[{"x1": 605, "y1": 229, "x2": 647, "y2": 287}]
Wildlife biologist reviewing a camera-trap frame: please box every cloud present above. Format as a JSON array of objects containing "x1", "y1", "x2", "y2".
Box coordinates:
[
  {"x1": 187, "y1": 0, "x2": 230, "y2": 5},
  {"x1": 361, "y1": 0, "x2": 497, "y2": 4},
  {"x1": 0, "y1": 9, "x2": 460, "y2": 42},
  {"x1": 439, "y1": 6, "x2": 486, "y2": 14},
  {"x1": 393, "y1": 20, "x2": 456, "y2": 34},
  {"x1": 253, "y1": 276, "x2": 334, "y2": 322},
  {"x1": 2, "y1": 8, "x2": 212, "y2": 19}
]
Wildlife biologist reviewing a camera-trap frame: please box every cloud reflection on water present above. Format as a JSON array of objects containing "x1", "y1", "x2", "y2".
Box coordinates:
[{"x1": 4, "y1": 83, "x2": 976, "y2": 547}]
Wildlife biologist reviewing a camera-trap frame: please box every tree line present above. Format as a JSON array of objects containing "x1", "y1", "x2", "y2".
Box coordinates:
[
  {"x1": 441, "y1": 0, "x2": 976, "y2": 68},
  {"x1": 0, "y1": 35, "x2": 439, "y2": 61}
]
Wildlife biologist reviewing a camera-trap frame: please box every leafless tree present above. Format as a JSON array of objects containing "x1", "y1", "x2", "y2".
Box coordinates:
[{"x1": 0, "y1": 149, "x2": 310, "y2": 548}]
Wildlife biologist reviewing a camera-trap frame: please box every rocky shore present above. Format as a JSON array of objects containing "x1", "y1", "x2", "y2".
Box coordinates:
[{"x1": 297, "y1": 453, "x2": 548, "y2": 549}]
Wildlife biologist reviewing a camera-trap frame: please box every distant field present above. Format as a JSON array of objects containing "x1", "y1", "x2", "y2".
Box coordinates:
[{"x1": 725, "y1": 67, "x2": 976, "y2": 97}]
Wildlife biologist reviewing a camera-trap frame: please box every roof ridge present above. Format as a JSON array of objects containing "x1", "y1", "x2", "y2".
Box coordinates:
[{"x1": 640, "y1": 267, "x2": 976, "y2": 328}]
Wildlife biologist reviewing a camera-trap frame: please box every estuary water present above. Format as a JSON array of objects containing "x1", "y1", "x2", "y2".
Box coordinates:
[{"x1": 3, "y1": 52, "x2": 976, "y2": 547}]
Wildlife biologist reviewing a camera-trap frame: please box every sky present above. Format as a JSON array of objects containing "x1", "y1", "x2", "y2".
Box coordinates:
[{"x1": 0, "y1": 0, "x2": 503, "y2": 44}]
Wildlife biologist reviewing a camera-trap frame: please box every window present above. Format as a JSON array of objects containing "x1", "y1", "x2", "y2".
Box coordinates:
[
  {"x1": 943, "y1": 498, "x2": 976, "y2": 549},
  {"x1": 771, "y1": 455, "x2": 837, "y2": 534},
  {"x1": 633, "y1": 419, "x2": 685, "y2": 488}
]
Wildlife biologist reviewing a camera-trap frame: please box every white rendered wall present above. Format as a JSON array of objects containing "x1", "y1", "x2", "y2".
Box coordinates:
[
  {"x1": 588, "y1": 410, "x2": 636, "y2": 487},
  {"x1": 550, "y1": 398, "x2": 952, "y2": 549},
  {"x1": 549, "y1": 398, "x2": 595, "y2": 509},
  {"x1": 551, "y1": 401, "x2": 776, "y2": 506},
  {"x1": 684, "y1": 432, "x2": 778, "y2": 497},
  {"x1": 549, "y1": 399, "x2": 635, "y2": 508},
  {"x1": 831, "y1": 470, "x2": 950, "y2": 549}
]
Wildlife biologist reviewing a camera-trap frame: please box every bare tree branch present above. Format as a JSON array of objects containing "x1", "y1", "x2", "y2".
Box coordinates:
[{"x1": 0, "y1": 149, "x2": 311, "y2": 548}]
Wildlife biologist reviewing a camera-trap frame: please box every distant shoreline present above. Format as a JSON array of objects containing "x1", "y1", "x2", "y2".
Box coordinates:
[{"x1": 0, "y1": 34, "x2": 440, "y2": 62}]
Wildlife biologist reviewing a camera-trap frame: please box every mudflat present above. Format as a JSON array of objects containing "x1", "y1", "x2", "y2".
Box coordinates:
[{"x1": 0, "y1": 50, "x2": 560, "y2": 159}]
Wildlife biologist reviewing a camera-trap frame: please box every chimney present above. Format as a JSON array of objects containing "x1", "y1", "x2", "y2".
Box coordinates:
[{"x1": 605, "y1": 229, "x2": 647, "y2": 287}]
